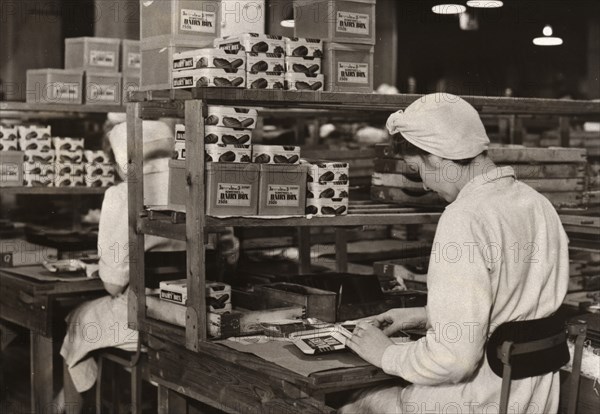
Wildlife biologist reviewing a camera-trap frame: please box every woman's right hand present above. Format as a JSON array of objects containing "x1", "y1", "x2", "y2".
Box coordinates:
[{"x1": 373, "y1": 307, "x2": 428, "y2": 336}]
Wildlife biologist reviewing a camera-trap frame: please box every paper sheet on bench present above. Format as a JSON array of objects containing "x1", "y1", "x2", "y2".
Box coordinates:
[
  {"x1": 217, "y1": 338, "x2": 371, "y2": 377},
  {"x1": 1, "y1": 266, "x2": 89, "y2": 282}
]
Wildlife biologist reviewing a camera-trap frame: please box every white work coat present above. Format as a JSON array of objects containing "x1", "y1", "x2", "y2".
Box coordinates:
[
  {"x1": 348, "y1": 167, "x2": 570, "y2": 414},
  {"x1": 60, "y1": 159, "x2": 185, "y2": 392}
]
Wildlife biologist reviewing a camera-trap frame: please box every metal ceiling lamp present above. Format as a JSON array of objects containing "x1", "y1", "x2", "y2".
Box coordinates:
[
  {"x1": 466, "y1": 1, "x2": 503, "y2": 8},
  {"x1": 533, "y1": 25, "x2": 563, "y2": 46},
  {"x1": 431, "y1": 4, "x2": 467, "y2": 15}
]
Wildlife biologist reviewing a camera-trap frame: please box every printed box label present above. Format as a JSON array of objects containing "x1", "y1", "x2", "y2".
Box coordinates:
[
  {"x1": 217, "y1": 183, "x2": 252, "y2": 206},
  {"x1": 267, "y1": 185, "x2": 300, "y2": 207},
  {"x1": 336, "y1": 11, "x2": 369, "y2": 35},
  {"x1": 90, "y1": 50, "x2": 116, "y2": 67},
  {"x1": 181, "y1": 9, "x2": 217, "y2": 33},
  {"x1": 338, "y1": 62, "x2": 369, "y2": 84}
]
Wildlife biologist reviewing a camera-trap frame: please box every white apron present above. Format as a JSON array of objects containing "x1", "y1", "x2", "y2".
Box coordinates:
[
  {"x1": 342, "y1": 167, "x2": 569, "y2": 414},
  {"x1": 60, "y1": 159, "x2": 186, "y2": 392}
]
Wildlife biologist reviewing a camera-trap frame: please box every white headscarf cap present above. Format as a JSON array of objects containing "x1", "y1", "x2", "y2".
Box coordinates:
[
  {"x1": 386, "y1": 93, "x2": 490, "y2": 160},
  {"x1": 108, "y1": 121, "x2": 173, "y2": 171}
]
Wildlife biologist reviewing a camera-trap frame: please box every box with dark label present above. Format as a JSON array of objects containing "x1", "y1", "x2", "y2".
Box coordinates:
[
  {"x1": 0, "y1": 126, "x2": 18, "y2": 141},
  {"x1": 258, "y1": 164, "x2": 308, "y2": 216},
  {"x1": 246, "y1": 72, "x2": 285, "y2": 90},
  {"x1": 307, "y1": 181, "x2": 350, "y2": 199},
  {"x1": 172, "y1": 68, "x2": 245, "y2": 88},
  {"x1": 285, "y1": 73, "x2": 324, "y2": 91},
  {"x1": 214, "y1": 33, "x2": 285, "y2": 54},
  {"x1": 84, "y1": 150, "x2": 111, "y2": 164},
  {"x1": 285, "y1": 56, "x2": 322, "y2": 74},
  {"x1": 23, "y1": 149, "x2": 55, "y2": 163},
  {"x1": 1, "y1": 239, "x2": 58, "y2": 267},
  {"x1": 52, "y1": 137, "x2": 84, "y2": 151},
  {"x1": 206, "y1": 162, "x2": 260, "y2": 216},
  {"x1": 205, "y1": 144, "x2": 251, "y2": 163},
  {"x1": 305, "y1": 197, "x2": 349, "y2": 216},
  {"x1": 206, "y1": 106, "x2": 258, "y2": 130},
  {"x1": 246, "y1": 53, "x2": 285, "y2": 73},
  {"x1": 17, "y1": 125, "x2": 51, "y2": 141},
  {"x1": 173, "y1": 48, "x2": 246, "y2": 71},
  {"x1": 19, "y1": 138, "x2": 52, "y2": 153},
  {"x1": 252, "y1": 145, "x2": 301, "y2": 165},
  {"x1": 302, "y1": 159, "x2": 350, "y2": 183},
  {"x1": 205, "y1": 126, "x2": 252, "y2": 145}
]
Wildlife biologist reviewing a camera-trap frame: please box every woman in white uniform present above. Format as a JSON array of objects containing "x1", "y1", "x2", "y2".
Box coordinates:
[
  {"x1": 59, "y1": 120, "x2": 187, "y2": 410},
  {"x1": 341, "y1": 94, "x2": 569, "y2": 413}
]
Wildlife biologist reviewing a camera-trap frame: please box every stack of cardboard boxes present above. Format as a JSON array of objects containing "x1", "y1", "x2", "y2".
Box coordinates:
[{"x1": 294, "y1": 0, "x2": 376, "y2": 92}]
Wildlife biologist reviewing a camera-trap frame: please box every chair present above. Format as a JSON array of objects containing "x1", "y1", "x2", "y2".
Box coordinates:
[
  {"x1": 488, "y1": 316, "x2": 587, "y2": 414},
  {"x1": 95, "y1": 338, "x2": 146, "y2": 414}
]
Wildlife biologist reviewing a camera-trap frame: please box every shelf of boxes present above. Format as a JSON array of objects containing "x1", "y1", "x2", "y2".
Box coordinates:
[{"x1": 126, "y1": 89, "x2": 600, "y2": 352}]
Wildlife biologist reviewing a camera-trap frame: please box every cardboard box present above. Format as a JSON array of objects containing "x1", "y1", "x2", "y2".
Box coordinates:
[
  {"x1": 141, "y1": 0, "x2": 222, "y2": 41},
  {"x1": 86, "y1": 176, "x2": 114, "y2": 188},
  {"x1": 168, "y1": 159, "x2": 187, "y2": 211},
  {"x1": 26, "y1": 69, "x2": 84, "y2": 105},
  {"x1": 205, "y1": 106, "x2": 258, "y2": 129},
  {"x1": 0, "y1": 126, "x2": 18, "y2": 141},
  {"x1": 0, "y1": 239, "x2": 58, "y2": 267},
  {"x1": 302, "y1": 159, "x2": 350, "y2": 183},
  {"x1": 0, "y1": 140, "x2": 18, "y2": 151},
  {"x1": 246, "y1": 52, "x2": 285, "y2": 73},
  {"x1": 284, "y1": 37, "x2": 324, "y2": 58},
  {"x1": 159, "y1": 279, "x2": 188, "y2": 305},
  {"x1": 17, "y1": 125, "x2": 51, "y2": 140},
  {"x1": 256, "y1": 283, "x2": 336, "y2": 323},
  {"x1": 294, "y1": 0, "x2": 376, "y2": 45},
  {"x1": 214, "y1": 33, "x2": 285, "y2": 54},
  {"x1": 23, "y1": 162, "x2": 55, "y2": 177},
  {"x1": 252, "y1": 145, "x2": 301, "y2": 165},
  {"x1": 205, "y1": 126, "x2": 252, "y2": 145},
  {"x1": 52, "y1": 137, "x2": 84, "y2": 151},
  {"x1": 306, "y1": 197, "x2": 349, "y2": 216},
  {"x1": 323, "y1": 42, "x2": 374, "y2": 92},
  {"x1": 55, "y1": 162, "x2": 84, "y2": 178},
  {"x1": 83, "y1": 150, "x2": 111, "y2": 164},
  {"x1": 54, "y1": 175, "x2": 85, "y2": 187},
  {"x1": 84, "y1": 163, "x2": 114, "y2": 180},
  {"x1": 65, "y1": 37, "x2": 121, "y2": 73},
  {"x1": 141, "y1": 35, "x2": 213, "y2": 91},
  {"x1": 55, "y1": 150, "x2": 83, "y2": 164},
  {"x1": 206, "y1": 162, "x2": 260, "y2": 216},
  {"x1": 0, "y1": 151, "x2": 24, "y2": 187},
  {"x1": 258, "y1": 164, "x2": 308, "y2": 216},
  {"x1": 85, "y1": 72, "x2": 122, "y2": 106},
  {"x1": 122, "y1": 76, "x2": 140, "y2": 104},
  {"x1": 285, "y1": 55, "x2": 322, "y2": 74},
  {"x1": 23, "y1": 173, "x2": 55, "y2": 187},
  {"x1": 23, "y1": 149, "x2": 55, "y2": 163},
  {"x1": 122, "y1": 39, "x2": 141, "y2": 75},
  {"x1": 307, "y1": 181, "x2": 350, "y2": 199},
  {"x1": 172, "y1": 48, "x2": 246, "y2": 71},
  {"x1": 284, "y1": 73, "x2": 324, "y2": 91},
  {"x1": 18, "y1": 137, "x2": 52, "y2": 152},
  {"x1": 172, "y1": 68, "x2": 246, "y2": 88},
  {"x1": 206, "y1": 144, "x2": 251, "y2": 163},
  {"x1": 246, "y1": 71, "x2": 284, "y2": 90}
]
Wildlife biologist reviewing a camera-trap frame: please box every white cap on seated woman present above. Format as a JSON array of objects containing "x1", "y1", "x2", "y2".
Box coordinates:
[{"x1": 107, "y1": 119, "x2": 174, "y2": 205}]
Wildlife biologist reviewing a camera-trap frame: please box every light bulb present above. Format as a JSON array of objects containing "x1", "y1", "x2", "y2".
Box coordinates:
[
  {"x1": 543, "y1": 25, "x2": 553, "y2": 36},
  {"x1": 466, "y1": 1, "x2": 503, "y2": 8},
  {"x1": 432, "y1": 4, "x2": 467, "y2": 15}
]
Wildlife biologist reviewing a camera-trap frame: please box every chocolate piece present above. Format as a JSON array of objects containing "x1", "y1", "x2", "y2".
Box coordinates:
[
  {"x1": 274, "y1": 46, "x2": 285, "y2": 55},
  {"x1": 338, "y1": 174, "x2": 349, "y2": 182},
  {"x1": 231, "y1": 59, "x2": 245, "y2": 69},
  {"x1": 222, "y1": 117, "x2": 242, "y2": 128},
  {"x1": 310, "y1": 82, "x2": 323, "y2": 91},
  {"x1": 319, "y1": 171, "x2": 335, "y2": 182},
  {"x1": 339, "y1": 191, "x2": 349, "y2": 198},
  {"x1": 292, "y1": 64, "x2": 308, "y2": 74},
  {"x1": 251, "y1": 42, "x2": 269, "y2": 53},
  {"x1": 205, "y1": 115, "x2": 220, "y2": 126},
  {"x1": 26, "y1": 132, "x2": 38, "y2": 140},
  {"x1": 199, "y1": 57, "x2": 209, "y2": 68},
  {"x1": 251, "y1": 61, "x2": 269, "y2": 72},
  {"x1": 253, "y1": 154, "x2": 271, "y2": 164},
  {"x1": 306, "y1": 206, "x2": 318, "y2": 215},
  {"x1": 307, "y1": 64, "x2": 320, "y2": 75},
  {"x1": 321, "y1": 206, "x2": 336, "y2": 215},
  {"x1": 273, "y1": 64, "x2": 284, "y2": 72},
  {"x1": 295, "y1": 81, "x2": 311, "y2": 90},
  {"x1": 273, "y1": 82, "x2": 284, "y2": 90},
  {"x1": 214, "y1": 77, "x2": 232, "y2": 86},
  {"x1": 250, "y1": 78, "x2": 268, "y2": 89},
  {"x1": 319, "y1": 188, "x2": 335, "y2": 199},
  {"x1": 213, "y1": 58, "x2": 232, "y2": 69},
  {"x1": 335, "y1": 206, "x2": 347, "y2": 215},
  {"x1": 240, "y1": 119, "x2": 255, "y2": 128},
  {"x1": 219, "y1": 151, "x2": 236, "y2": 162},
  {"x1": 240, "y1": 155, "x2": 251, "y2": 163},
  {"x1": 230, "y1": 77, "x2": 244, "y2": 87},
  {"x1": 205, "y1": 134, "x2": 219, "y2": 144},
  {"x1": 197, "y1": 77, "x2": 210, "y2": 87},
  {"x1": 292, "y1": 46, "x2": 309, "y2": 57}
]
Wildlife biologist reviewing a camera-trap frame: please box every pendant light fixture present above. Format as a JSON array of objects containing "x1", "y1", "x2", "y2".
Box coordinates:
[
  {"x1": 533, "y1": 25, "x2": 563, "y2": 46},
  {"x1": 466, "y1": 1, "x2": 503, "y2": 8},
  {"x1": 432, "y1": 4, "x2": 467, "y2": 15}
]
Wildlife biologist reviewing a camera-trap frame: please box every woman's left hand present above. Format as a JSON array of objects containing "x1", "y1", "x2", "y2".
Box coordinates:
[{"x1": 346, "y1": 322, "x2": 394, "y2": 368}]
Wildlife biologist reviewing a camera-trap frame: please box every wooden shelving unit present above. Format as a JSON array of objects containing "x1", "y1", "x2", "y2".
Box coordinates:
[
  {"x1": 127, "y1": 89, "x2": 600, "y2": 352},
  {"x1": 1, "y1": 186, "x2": 109, "y2": 195},
  {"x1": 0, "y1": 101, "x2": 125, "y2": 119}
]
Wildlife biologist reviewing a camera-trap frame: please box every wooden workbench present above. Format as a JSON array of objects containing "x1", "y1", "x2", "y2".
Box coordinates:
[{"x1": 0, "y1": 267, "x2": 104, "y2": 413}]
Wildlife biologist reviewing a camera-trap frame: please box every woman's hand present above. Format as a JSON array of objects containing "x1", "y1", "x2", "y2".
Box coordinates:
[
  {"x1": 346, "y1": 321, "x2": 394, "y2": 368},
  {"x1": 373, "y1": 307, "x2": 428, "y2": 336}
]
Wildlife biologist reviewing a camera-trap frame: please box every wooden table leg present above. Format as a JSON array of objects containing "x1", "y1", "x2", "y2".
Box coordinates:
[
  {"x1": 335, "y1": 228, "x2": 348, "y2": 273},
  {"x1": 158, "y1": 385, "x2": 188, "y2": 414},
  {"x1": 30, "y1": 332, "x2": 54, "y2": 413}
]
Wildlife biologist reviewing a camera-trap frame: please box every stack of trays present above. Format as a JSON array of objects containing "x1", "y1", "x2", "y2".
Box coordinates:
[
  {"x1": 172, "y1": 48, "x2": 246, "y2": 89},
  {"x1": 0, "y1": 125, "x2": 18, "y2": 151},
  {"x1": 53, "y1": 137, "x2": 85, "y2": 187},
  {"x1": 84, "y1": 150, "x2": 115, "y2": 188},
  {"x1": 284, "y1": 38, "x2": 324, "y2": 91},
  {"x1": 303, "y1": 160, "x2": 350, "y2": 216},
  {"x1": 18, "y1": 125, "x2": 54, "y2": 187},
  {"x1": 159, "y1": 279, "x2": 232, "y2": 314}
]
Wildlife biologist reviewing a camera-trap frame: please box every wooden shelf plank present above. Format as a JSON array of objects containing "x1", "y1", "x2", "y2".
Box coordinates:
[
  {"x1": 1, "y1": 186, "x2": 109, "y2": 195},
  {"x1": 0, "y1": 101, "x2": 125, "y2": 115},
  {"x1": 138, "y1": 211, "x2": 442, "y2": 240},
  {"x1": 128, "y1": 89, "x2": 600, "y2": 116}
]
